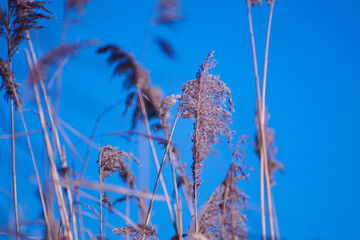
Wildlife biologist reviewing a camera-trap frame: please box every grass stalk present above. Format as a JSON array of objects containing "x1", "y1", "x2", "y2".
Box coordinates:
[
  {"x1": 178, "y1": 198, "x2": 183, "y2": 240},
  {"x1": 136, "y1": 85, "x2": 176, "y2": 230},
  {"x1": 10, "y1": 99, "x2": 19, "y2": 240},
  {"x1": 245, "y1": 1, "x2": 267, "y2": 239},
  {"x1": 25, "y1": 51, "x2": 73, "y2": 240},
  {"x1": 144, "y1": 102, "x2": 181, "y2": 230},
  {"x1": 160, "y1": 102, "x2": 182, "y2": 236},
  {"x1": 26, "y1": 33, "x2": 79, "y2": 240},
  {"x1": 98, "y1": 151, "x2": 103, "y2": 240},
  {"x1": 169, "y1": 151, "x2": 181, "y2": 236},
  {"x1": 6, "y1": 84, "x2": 51, "y2": 238},
  {"x1": 193, "y1": 77, "x2": 202, "y2": 234},
  {"x1": 261, "y1": 2, "x2": 276, "y2": 240},
  {"x1": 61, "y1": 146, "x2": 79, "y2": 240}
]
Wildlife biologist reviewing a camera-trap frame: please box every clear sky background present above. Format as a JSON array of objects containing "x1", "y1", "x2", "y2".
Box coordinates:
[{"x1": 0, "y1": 0, "x2": 360, "y2": 239}]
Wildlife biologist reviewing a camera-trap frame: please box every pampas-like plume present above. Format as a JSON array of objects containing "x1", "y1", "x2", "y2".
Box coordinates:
[
  {"x1": 112, "y1": 224, "x2": 158, "y2": 240},
  {"x1": 179, "y1": 50, "x2": 234, "y2": 231},
  {"x1": 98, "y1": 145, "x2": 139, "y2": 186},
  {"x1": 97, "y1": 44, "x2": 163, "y2": 129},
  {"x1": 198, "y1": 163, "x2": 248, "y2": 240},
  {"x1": 0, "y1": 0, "x2": 52, "y2": 106},
  {"x1": 29, "y1": 43, "x2": 90, "y2": 84},
  {"x1": 153, "y1": 0, "x2": 183, "y2": 25},
  {"x1": 0, "y1": 58, "x2": 19, "y2": 105},
  {"x1": 0, "y1": 1, "x2": 52, "y2": 61}
]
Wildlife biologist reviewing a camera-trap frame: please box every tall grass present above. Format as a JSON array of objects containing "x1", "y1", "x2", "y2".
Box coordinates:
[{"x1": 0, "y1": 0, "x2": 283, "y2": 239}]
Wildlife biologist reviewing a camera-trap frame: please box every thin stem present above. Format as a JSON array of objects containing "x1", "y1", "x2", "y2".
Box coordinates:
[
  {"x1": 99, "y1": 152, "x2": 103, "y2": 240},
  {"x1": 25, "y1": 51, "x2": 72, "y2": 240},
  {"x1": 125, "y1": 160, "x2": 131, "y2": 240},
  {"x1": 261, "y1": 2, "x2": 276, "y2": 240},
  {"x1": 272, "y1": 193, "x2": 281, "y2": 240},
  {"x1": 193, "y1": 84, "x2": 203, "y2": 234},
  {"x1": 144, "y1": 104, "x2": 181, "y2": 230},
  {"x1": 136, "y1": 86, "x2": 176, "y2": 231},
  {"x1": 26, "y1": 33, "x2": 78, "y2": 240},
  {"x1": 245, "y1": 1, "x2": 266, "y2": 239},
  {"x1": 61, "y1": 147, "x2": 79, "y2": 240},
  {"x1": 178, "y1": 198, "x2": 183, "y2": 240},
  {"x1": 6, "y1": 9, "x2": 19, "y2": 235},
  {"x1": 160, "y1": 107, "x2": 182, "y2": 236},
  {"x1": 169, "y1": 150, "x2": 181, "y2": 235},
  {"x1": 11, "y1": 99, "x2": 19, "y2": 240},
  {"x1": 6, "y1": 85, "x2": 51, "y2": 238}
]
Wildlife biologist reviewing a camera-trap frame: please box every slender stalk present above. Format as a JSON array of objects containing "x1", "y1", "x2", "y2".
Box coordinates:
[
  {"x1": 61, "y1": 147, "x2": 79, "y2": 240},
  {"x1": 169, "y1": 150, "x2": 181, "y2": 235},
  {"x1": 10, "y1": 99, "x2": 19, "y2": 240},
  {"x1": 26, "y1": 33, "x2": 79, "y2": 240},
  {"x1": 136, "y1": 86, "x2": 176, "y2": 230},
  {"x1": 6, "y1": 6, "x2": 19, "y2": 236},
  {"x1": 25, "y1": 51, "x2": 72, "y2": 240},
  {"x1": 125, "y1": 160, "x2": 131, "y2": 240},
  {"x1": 261, "y1": 2, "x2": 276, "y2": 240},
  {"x1": 160, "y1": 106, "x2": 182, "y2": 235},
  {"x1": 193, "y1": 73, "x2": 204, "y2": 234},
  {"x1": 176, "y1": 166, "x2": 194, "y2": 217},
  {"x1": 0, "y1": 129, "x2": 41, "y2": 139},
  {"x1": 245, "y1": 1, "x2": 266, "y2": 239},
  {"x1": 178, "y1": 198, "x2": 183, "y2": 240},
  {"x1": 76, "y1": 99, "x2": 122, "y2": 240},
  {"x1": 6, "y1": 81, "x2": 51, "y2": 238},
  {"x1": 144, "y1": 104, "x2": 181, "y2": 230},
  {"x1": 99, "y1": 152, "x2": 103, "y2": 240}
]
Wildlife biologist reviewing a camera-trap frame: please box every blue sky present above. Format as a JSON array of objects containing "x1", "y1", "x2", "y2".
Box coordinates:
[{"x1": 1, "y1": 0, "x2": 360, "y2": 239}]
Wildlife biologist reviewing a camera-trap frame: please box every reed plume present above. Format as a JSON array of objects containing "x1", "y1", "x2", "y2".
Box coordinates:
[
  {"x1": 97, "y1": 44, "x2": 163, "y2": 129},
  {"x1": 98, "y1": 145, "x2": 139, "y2": 184},
  {"x1": 179, "y1": 50, "x2": 234, "y2": 232},
  {"x1": 198, "y1": 163, "x2": 248, "y2": 240},
  {"x1": 0, "y1": 0, "x2": 52, "y2": 106},
  {"x1": 98, "y1": 145, "x2": 139, "y2": 238},
  {"x1": 112, "y1": 224, "x2": 158, "y2": 240}
]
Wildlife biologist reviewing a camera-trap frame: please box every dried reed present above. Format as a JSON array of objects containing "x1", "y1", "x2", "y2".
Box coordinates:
[{"x1": 0, "y1": 1, "x2": 283, "y2": 239}]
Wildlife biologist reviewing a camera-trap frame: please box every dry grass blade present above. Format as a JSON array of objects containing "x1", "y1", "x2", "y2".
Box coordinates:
[
  {"x1": 112, "y1": 224, "x2": 158, "y2": 240},
  {"x1": 179, "y1": 50, "x2": 234, "y2": 232},
  {"x1": 65, "y1": 180, "x2": 167, "y2": 202},
  {"x1": 0, "y1": 129, "x2": 41, "y2": 139},
  {"x1": 198, "y1": 164, "x2": 248, "y2": 240}
]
